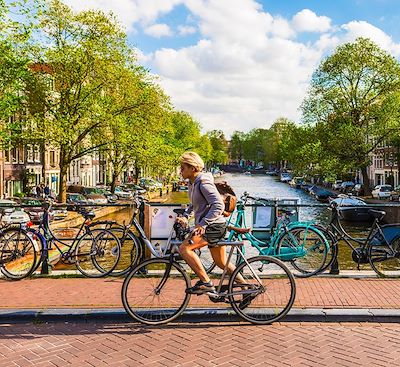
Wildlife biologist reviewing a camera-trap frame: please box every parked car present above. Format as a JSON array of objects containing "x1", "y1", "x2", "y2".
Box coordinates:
[
  {"x1": 114, "y1": 186, "x2": 132, "y2": 199},
  {"x1": 97, "y1": 188, "x2": 118, "y2": 203},
  {"x1": 372, "y1": 185, "x2": 392, "y2": 199},
  {"x1": 340, "y1": 181, "x2": 355, "y2": 193},
  {"x1": 351, "y1": 184, "x2": 365, "y2": 196},
  {"x1": 121, "y1": 183, "x2": 147, "y2": 195},
  {"x1": 0, "y1": 199, "x2": 30, "y2": 225},
  {"x1": 139, "y1": 178, "x2": 162, "y2": 191},
  {"x1": 332, "y1": 180, "x2": 343, "y2": 190},
  {"x1": 390, "y1": 185, "x2": 400, "y2": 201},
  {"x1": 18, "y1": 197, "x2": 54, "y2": 224},
  {"x1": 66, "y1": 193, "x2": 89, "y2": 211},
  {"x1": 67, "y1": 185, "x2": 108, "y2": 205},
  {"x1": 280, "y1": 172, "x2": 292, "y2": 183}
]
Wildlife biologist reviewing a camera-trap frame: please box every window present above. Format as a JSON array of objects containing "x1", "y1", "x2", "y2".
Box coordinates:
[
  {"x1": 34, "y1": 145, "x2": 40, "y2": 162},
  {"x1": 50, "y1": 150, "x2": 56, "y2": 167},
  {"x1": 18, "y1": 145, "x2": 24, "y2": 163},
  {"x1": 4, "y1": 149, "x2": 10, "y2": 163},
  {"x1": 11, "y1": 147, "x2": 17, "y2": 163},
  {"x1": 27, "y1": 145, "x2": 34, "y2": 162}
]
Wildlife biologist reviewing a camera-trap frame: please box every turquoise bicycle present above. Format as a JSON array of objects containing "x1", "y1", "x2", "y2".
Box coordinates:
[{"x1": 202, "y1": 192, "x2": 329, "y2": 278}]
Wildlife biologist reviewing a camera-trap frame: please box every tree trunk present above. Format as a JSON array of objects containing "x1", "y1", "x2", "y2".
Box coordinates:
[
  {"x1": 58, "y1": 147, "x2": 69, "y2": 203},
  {"x1": 361, "y1": 166, "x2": 371, "y2": 196},
  {"x1": 133, "y1": 162, "x2": 140, "y2": 184},
  {"x1": 110, "y1": 170, "x2": 119, "y2": 193}
]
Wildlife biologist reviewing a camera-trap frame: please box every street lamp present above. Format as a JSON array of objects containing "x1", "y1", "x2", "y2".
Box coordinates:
[{"x1": 388, "y1": 152, "x2": 394, "y2": 189}]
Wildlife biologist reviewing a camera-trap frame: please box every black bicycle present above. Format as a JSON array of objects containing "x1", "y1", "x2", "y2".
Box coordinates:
[
  {"x1": 318, "y1": 201, "x2": 400, "y2": 277},
  {"x1": 3, "y1": 201, "x2": 122, "y2": 278}
]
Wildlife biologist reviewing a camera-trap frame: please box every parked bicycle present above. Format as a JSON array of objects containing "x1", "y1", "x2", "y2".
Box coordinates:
[
  {"x1": 202, "y1": 193, "x2": 329, "y2": 278},
  {"x1": 1, "y1": 201, "x2": 121, "y2": 279},
  {"x1": 122, "y1": 209, "x2": 296, "y2": 325},
  {"x1": 0, "y1": 223, "x2": 37, "y2": 280},
  {"x1": 317, "y1": 201, "x2": 400, "y2": 277}
]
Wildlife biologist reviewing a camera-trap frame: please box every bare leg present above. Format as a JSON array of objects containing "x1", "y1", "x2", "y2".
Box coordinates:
[
  {"x1": 210, "y1": 246, "x2": 245, "y2": 283},
  {"x1": 178, "y1": 235, "x2": 210, "y2": 283}
]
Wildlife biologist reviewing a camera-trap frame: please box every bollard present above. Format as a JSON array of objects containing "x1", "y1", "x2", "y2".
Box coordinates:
[
  {"x1": 40, "y1": 253, "x2": 49, "y2": 274},
  {"x1": 329, "y1": 249, "x2": 340, "y2": 275}
]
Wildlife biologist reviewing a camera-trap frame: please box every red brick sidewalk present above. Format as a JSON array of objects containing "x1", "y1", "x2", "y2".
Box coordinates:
[
  {"x1": 1, "y1": 321, "x2": 400, "y2": 366},
  {"x1": 1, "y1": 277, "x2": 400, "y2": 309}
]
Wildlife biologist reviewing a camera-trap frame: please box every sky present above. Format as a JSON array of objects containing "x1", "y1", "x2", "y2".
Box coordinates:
[{"x1": 62, "y1": 0, "x2": 400, "y2": 136}]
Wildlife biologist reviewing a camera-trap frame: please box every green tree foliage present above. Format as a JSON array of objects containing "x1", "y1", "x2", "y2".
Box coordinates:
[
  {"x1": 207, "y1": 130, "x2": 229, "y2": 165},
  {"x1": 302, "y1": 37, "x2": 400, "y2": 193}
]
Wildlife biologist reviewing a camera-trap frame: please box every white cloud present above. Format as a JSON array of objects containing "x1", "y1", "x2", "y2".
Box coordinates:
[
  {"x1": 61, "y1": 1, "x2": 400, "y2": 136},
  {"x1": 63, "y1": 0, "x2": 183, "y2": 32},
  {"x1": 178, "y1": 25, "x2": 197, "y2": 36},
  {"x1": 341, "y1": 20, "x2": 400, "y2": 56},
  {"x1": 292, "y1": 9, "x2": 332, "y2": 33},
  {"x1": 144, "y1": 23, "x2": 173, "y2": 38}
]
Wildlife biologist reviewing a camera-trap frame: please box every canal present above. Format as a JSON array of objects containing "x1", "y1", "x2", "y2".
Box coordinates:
[{"x1": 54, "y1": 173, "x2": 372, "y2": 272}]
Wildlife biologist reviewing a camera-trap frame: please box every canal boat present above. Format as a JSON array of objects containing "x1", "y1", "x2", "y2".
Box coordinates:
[
  {"x1": 313, "y1": 188, "x2": 337, "y2": 203},
  {"x1": 289, "y1": 177, "x2": 304, "y2": 189},
  {"x1": 329, "y1": 195, "x2": 373, "y2": 222}
]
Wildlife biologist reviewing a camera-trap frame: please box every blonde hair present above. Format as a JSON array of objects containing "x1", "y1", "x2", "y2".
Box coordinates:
[{"x1": 180, "y1": 151, "x2": 204, "y2": 172}]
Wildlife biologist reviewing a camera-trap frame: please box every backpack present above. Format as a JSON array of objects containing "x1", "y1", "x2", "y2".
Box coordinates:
[{"x1": 215, "y1": 181, "x2": 237, "y2": 217}]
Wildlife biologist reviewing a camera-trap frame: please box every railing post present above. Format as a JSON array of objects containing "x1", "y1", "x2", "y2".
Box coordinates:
[{"x1": 40, "y1": 251, "x2": 49, "y2": 274}]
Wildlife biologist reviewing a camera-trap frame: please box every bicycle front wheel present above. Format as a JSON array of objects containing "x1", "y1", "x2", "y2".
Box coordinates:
[
  {"x1": 122, "y1": 258, "x2": 191, "y2": 325},
  {"x1": 0, "y1": 228, "x2": 37, "y2": 280},
  {"x1": 228, "y1": 255, "x2": 296, "y2": 324},
  {"x1": 277, "y1": 227, "x2": 328, "y2": 277},
  {"x1": 368, "y1": 236, "x2": 400, "y2": 278},
  {"x1": 75, "y1": 230, "x2": 121, "y2": 277}
]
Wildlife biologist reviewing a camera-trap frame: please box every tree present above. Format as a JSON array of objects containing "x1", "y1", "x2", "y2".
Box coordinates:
[
  {"x1": 207, "y1": 130, "x2": 228, "y2": 165},
  {"x1": 27, "y1": 0, "x2": 138, "y2": 201},
  {"x1": 302, "y1": 37, "x2": 400, "y2": 194}
]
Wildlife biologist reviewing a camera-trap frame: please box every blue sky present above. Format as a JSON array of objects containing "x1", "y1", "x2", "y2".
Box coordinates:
[{"x1": 62, "y1": 0, "x2": 400, "y2": 135}]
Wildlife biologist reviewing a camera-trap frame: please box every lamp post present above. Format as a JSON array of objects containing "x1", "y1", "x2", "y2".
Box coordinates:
[{"x1": 388, "y1": 152, "x2": 394, "y2": 189}]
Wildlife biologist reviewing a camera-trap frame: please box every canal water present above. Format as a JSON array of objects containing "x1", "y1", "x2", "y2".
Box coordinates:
[{"x1": 54, "y1": 173, "x2": 371, "y2": 271}]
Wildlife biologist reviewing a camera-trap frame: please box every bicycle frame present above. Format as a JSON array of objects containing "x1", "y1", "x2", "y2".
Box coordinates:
[{"x1": 225, "y1": 201, "x2": 320, "y2": 261}]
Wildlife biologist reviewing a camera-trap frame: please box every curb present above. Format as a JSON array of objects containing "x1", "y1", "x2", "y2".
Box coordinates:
[{"x1": 1, "y1": 308, "x2": 400, "y2": 324}]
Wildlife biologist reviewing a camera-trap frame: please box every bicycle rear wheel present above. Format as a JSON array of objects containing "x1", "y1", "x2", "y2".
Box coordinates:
[
  {"x1": 107, "y1": 228, "x2": 142, "y2": 276},
  {"x1": 122, "y1": 258, "x2": 191, "y2": 325},
  {"x1": 75, "y1": 230, "x2": 121, "y2": 277},
  {"x1": 228, "y1": 255, "x2": 296, "y2": 324},
  {"x1": 0, "y1": 228, "x2": 37, "y2": 280},
  {"x1": 368, "y1": 236, "x2": 400, "y2": 278},
  {"x1": 277, "y1": 227, "x2": 328, "y2": 277}
]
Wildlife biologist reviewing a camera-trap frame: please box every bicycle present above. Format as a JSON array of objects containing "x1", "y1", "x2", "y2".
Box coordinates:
[
  {"x1": 121, "y1": 214, "x2": 296, "y2": 325},
  {"x1": 203, "y1": 193, "x2": 329, "y2": 278},
  {"x1": 0, "y1": 223, "x2": 38, "y2": 280},
  {"x1": 88, "y1": 195, "x2": 212, "y2": 276},
  {"x1": 9, "y1": 201, "x2": 122, "y2": 278},
  {"x1": 317, "y1": 201, "x2": 400, "y2": 278}
]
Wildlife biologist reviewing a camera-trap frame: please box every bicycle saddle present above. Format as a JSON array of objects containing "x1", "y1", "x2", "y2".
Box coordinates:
[
  {"x1": 79, "y1": 208, "x2": 96, "y2": 220},
  {"x1": 368, "y1": 209, "x2": 386, "y2": 220},
  {"x1": 173, "y1": 208, "x2": 186, "y2": 215},
  {"x1": 227, "y1": 226, "x2": 251, "y2": 234}
]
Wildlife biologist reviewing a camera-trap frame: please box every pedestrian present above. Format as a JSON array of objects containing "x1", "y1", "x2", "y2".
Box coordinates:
[
  {"x1": 36, "y1": 184, "x2": 42, "y2": 198},
  {"x1": 44, "y1": 184, "x2": 50, "y2": 198}
]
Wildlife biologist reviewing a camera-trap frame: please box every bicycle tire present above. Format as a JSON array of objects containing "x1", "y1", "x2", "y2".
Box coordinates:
[
  {"x1": 228, "y1": 255, "x2": 296, "y2": 324},
  {"x1": 313, "y1": 226, "x2": 338, "y2": 274},
  {"x1": 368, "y1": 235, "x2": 400, "y2": 278},
  {"x1": 0, "y1": 227, "x2": 37, "y2": 280},
  {"x1": 122, "y1": 258, "x2": 191, "y2": 325},
  {"x1": 276, "y1": 226, "x2": 328, "y2": 278},
  {"x1": 75, "y1": 229, "x2": 121, "y2": 277},
  {"x1": 107, "y1": 228, "x2": 142, "y2": 276}
]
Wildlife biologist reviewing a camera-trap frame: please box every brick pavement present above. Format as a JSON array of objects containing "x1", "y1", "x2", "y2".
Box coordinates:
[
  {"x1": 1, "y1": 277, "x2": 400, "y2": 309},
  {"x1": 1, "y1": 321, "x2": 400, "y2": 366}
]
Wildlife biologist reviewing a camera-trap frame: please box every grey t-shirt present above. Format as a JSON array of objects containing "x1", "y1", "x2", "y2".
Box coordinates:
[{"x1": 184, "y1": 172, "x2": 226, "y2": 228}]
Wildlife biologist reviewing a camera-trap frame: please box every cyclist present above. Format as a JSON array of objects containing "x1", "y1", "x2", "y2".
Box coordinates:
[{"x1": 177, "y1": 152, "x2": 242, "y2": 295}]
